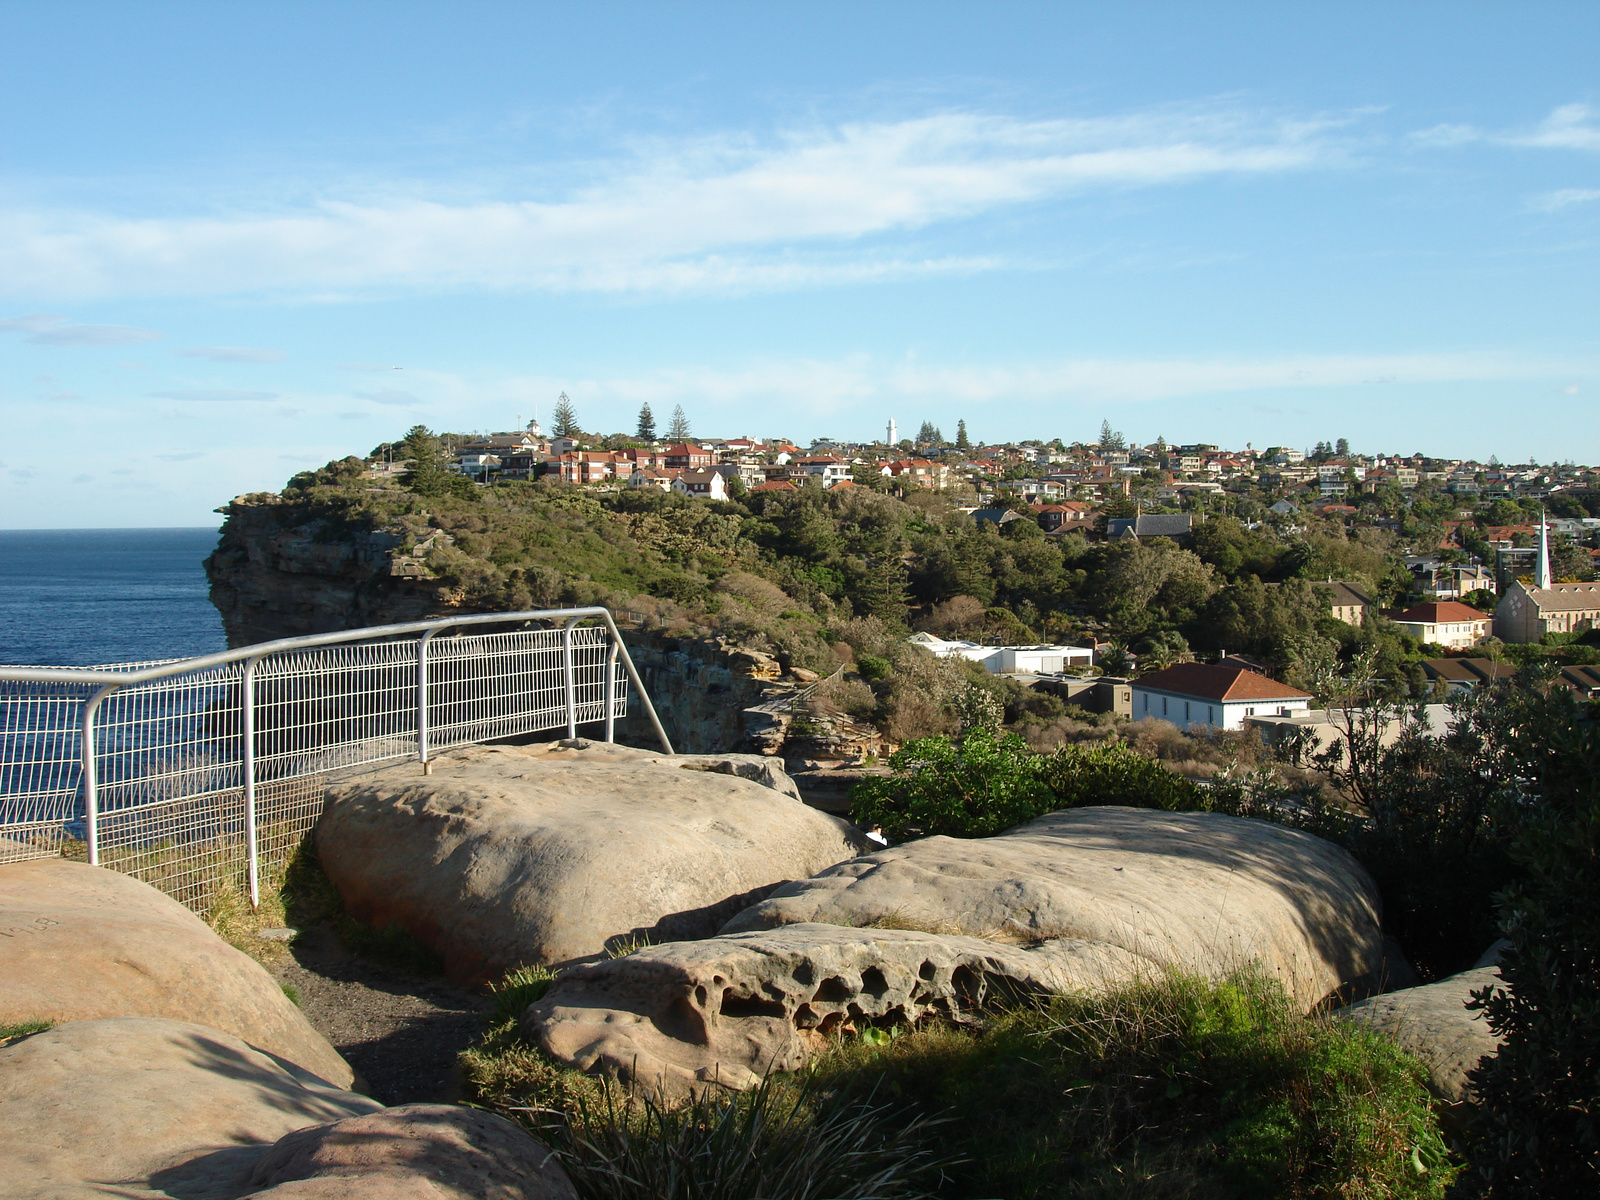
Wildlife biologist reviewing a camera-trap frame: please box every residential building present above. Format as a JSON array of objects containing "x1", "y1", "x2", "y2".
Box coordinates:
[
  {"x1": 906, "y1": 632, "x2": 1094, "y2": 674},
  {"x1": 1032, "y1": 502, "x2": 1096, "y2": 534},
  {"x1": 1130, "y1": 663, "x2": 1312, "y2": 732},
  {"x1": 1391, "y1": 601, "x2": 1493, "y2": 649},
  {"x1": 792, "y1": 456, "x2": 853, "y2": 487},
  {"x1": 1105, "y1": 513, "x2": 1194, "y2": 542},
  {"x1": 1312, "y1": 581, "x2": 1374, "y2": 626},
  {"x1": 671, "y1": 468, "x2": 728, "y2": 501},
  {"x1": 1420, "y1": 657, "x2": 1515, "y2": 692},
  {"x1": 662, "y1": 443, "x2": 715, "y2": 470}
]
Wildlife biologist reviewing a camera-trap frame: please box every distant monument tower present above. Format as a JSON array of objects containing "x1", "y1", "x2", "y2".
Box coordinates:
[
  {"x1": 527, "y1": 414, "x2": 543, "y2": 438},
  {"x1": 1536, "y1": 507, "x2": 1552, "y2": 588},
  {"x1": 886, "y1": 418, "x2": 898, "y2": 446}
]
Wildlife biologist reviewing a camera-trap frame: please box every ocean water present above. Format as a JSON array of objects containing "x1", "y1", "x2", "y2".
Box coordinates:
[{"x1": 0, "y1": 528, "x2": 226, "y2": 667}]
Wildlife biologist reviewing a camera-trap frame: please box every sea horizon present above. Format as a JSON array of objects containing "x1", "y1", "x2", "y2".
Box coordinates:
[{"x1": 0, "y1": 527, "x2": 227, "y2": 666}]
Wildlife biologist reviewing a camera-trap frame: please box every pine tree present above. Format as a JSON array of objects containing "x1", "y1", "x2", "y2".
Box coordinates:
[
  {"x1": 916, "y1": 420, "x2": 937, "y2": 443},
  {"x1": 666, "y1": 405, "x2": 691, "y2": 441},
  {"x1": 1335, "y1": 436, "x2": 1350, "y2": 457},
  {"x1": 956, "y1": 419, "x2": 970, "y2": 450},
  {"x1": 1099, "y1": 420, "x2": 1126, "y2": 452},
  {"x1": 551, "y1": 393, "x2": 580, "y2": 439},
  {"x1": 636, "y1": 403, "x2": 656, "y2": 441}
]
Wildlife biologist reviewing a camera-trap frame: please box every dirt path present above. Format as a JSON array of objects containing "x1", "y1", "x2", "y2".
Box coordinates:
[{"x1": 271, "y1": 924, "x2": 491, "y2": 1105}]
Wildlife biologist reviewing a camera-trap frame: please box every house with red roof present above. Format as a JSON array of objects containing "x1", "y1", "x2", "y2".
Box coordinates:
[
  {"x1": 1391, "y1": 601, "x2": 1492, "y2": 650},
  {"x1": 1131, "y1": 663, "x2": 1312, "y2": 732}
]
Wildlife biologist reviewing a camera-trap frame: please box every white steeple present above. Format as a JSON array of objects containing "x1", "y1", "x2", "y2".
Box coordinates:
[
  {"x1": 1535, "y1": 506, "x2": 1551, "y2": 588},
  {"x1": 886, "y1": 418, "x2": 898, "y2": 446}
]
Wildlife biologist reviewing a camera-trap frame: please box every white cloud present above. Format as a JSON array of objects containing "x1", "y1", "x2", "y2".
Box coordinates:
[
  {"x1": 353, "y1": 389, "x2": 421, "y2": 407},
  {"x1": 148, "y1": 389, "x2": 278, "y2": 402},
  {"x1": 1515, "y1": 104, "x2": 1600, "y2": 152},
  {"x1": 0, "y1": 314, "x2": 163, "y2": 345},
  {"x1": 176, "y1": 345, "x2": 286, "y2": 362},
  {"x1": 1530, "y1": 188, "x2": 1600, "y2": 212},
  {"x1": 476, "y1": 349, "x2": 1585, "y2": 423},
  {"x1": 0, "y1": 106, "x2": 1346, "y2": 301}
]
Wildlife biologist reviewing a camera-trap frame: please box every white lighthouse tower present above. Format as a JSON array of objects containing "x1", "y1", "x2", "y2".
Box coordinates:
[{"x1": 886, "y1": 418, "x2": 898, "y2": 446}]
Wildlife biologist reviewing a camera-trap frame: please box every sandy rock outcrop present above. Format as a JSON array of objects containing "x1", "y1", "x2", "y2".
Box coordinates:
[
  {"x1": 317, "y1": 742, "x2": 871, "y2": 982},
  {"x1": 239, "y1": 1104, "x2": 576, "y2": 1199},
  {"x1": 0, "y1": 858, "x2": 356, "y2": 1088},
  {"x1": 724, "y1": 807, "x2": 1384, "y2": 1011},
  {"x1": 0, "y1": 1018, "x2": 380, "y2": 1200},
  {"x1": 529, "y1": 922, "x2": 1142, "y2": 1096},
  {"x1": 1336, "y1": 942, "x2": 1508, "y2": 1116}
]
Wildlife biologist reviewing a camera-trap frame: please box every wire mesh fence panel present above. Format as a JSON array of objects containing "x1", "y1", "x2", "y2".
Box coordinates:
[
  {"x1": 0, "y1": 610, "x2": 655, "y2": 911},
  {"x1": 0, "y1": 681, "x2": 90, "y2": 862}
]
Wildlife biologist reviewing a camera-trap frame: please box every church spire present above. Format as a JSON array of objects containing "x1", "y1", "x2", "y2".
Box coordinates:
[{"x1": 1535, "y1": 506, "x2": 1551, "y2": 589}]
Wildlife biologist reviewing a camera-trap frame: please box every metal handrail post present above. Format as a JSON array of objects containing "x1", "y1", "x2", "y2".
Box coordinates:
[
  {"x1": 78, "y1": 683, "x2": 118, "y2": 867},
  {"x1": 604, "y1": 638, "x2": 618, "y2": 743},
  {"x1": 417, "y1": 628, "x2": 439, "y2": 772},
  {"x1": 561, "y1": 619, "x2": 579, "y2": 740},
  {"x1": 240, "y1": 655, "x2": 263, "y2": 908},
  {"x1": 595, "y1": 610, "x2": 673, "y2": 754}
]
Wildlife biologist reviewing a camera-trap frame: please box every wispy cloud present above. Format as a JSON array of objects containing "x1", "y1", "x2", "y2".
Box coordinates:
[
  {"x1": 353, "y1": 389, "x2": 421, "y2": 406},
  {"x1": 1530, "y1": 187, "x2": 1600, "y2": 212},
  {"x1": 0, "y1": 106, "x2": 1350, "y2": 301},
  {"x1": 488, "y1": 348, "x2": 1586, "y2": 421},
  {"x1": 176, "y1": 345, "x2": 286, "y2": 362},
  {"x1": 0, "y1": 313, "x2": 163, "y2": 345},
  {"x1": 147, "y1": 389, "x2": 278, "y2": 402},
  {"x1": 1412, "y1": 102, "x2": 1600, "y2": 154}
]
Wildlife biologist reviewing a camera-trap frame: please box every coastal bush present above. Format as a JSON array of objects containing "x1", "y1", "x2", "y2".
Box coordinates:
[
  {"x1": 851, "y1": 731, "x2": 1207, "y2": 841},
  {"x1": 1464, "y1": 695, "x2": 1600, "y2": 1194},
  {"x1": 463, "y1": 970, "x2": 1455, "y2": 1200}
]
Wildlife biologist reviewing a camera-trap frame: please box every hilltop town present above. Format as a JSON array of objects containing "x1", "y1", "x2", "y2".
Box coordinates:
[{"x1": 363, "y1": 403, "x2": 1600, "y2": 679}]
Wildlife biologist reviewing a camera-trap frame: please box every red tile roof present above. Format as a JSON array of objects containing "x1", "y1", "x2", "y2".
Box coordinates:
[
  {"x1": 1395, "y1": 601, "x2": 1490, "y2": 624},
  {"x1": 1134, "y1": 663, "x2": 1311, "y2": 702}
]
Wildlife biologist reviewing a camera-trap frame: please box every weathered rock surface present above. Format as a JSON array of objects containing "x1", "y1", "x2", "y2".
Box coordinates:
[
  {"x1": 0, "y1": 1017, "x2": 380, "y2": 1200},
  {"x1": 724, "y1": 806, "x2": 1384, "y2": 1010},
  {"x1": 238, "y1": 1104, "x2": 576, "y2": 1199},
  {"x1": 528, "y1": 922, "x2": 1142, "y2": 1096},
  {"x1": 317, "y1": 742, "x2": 871, "y2": 982},
  {"x1": 1336, "y1": 961, "x2": 1505, "y2": 1109},
  {"x1": 0, "y1": 858, "x2": 356, "y2": 1087}
]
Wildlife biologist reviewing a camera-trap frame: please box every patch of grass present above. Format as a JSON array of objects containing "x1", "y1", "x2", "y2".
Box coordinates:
[
  {"x1": 531, "y1": 1073, "x2": 955, "y2": 1200},
  {"x1": 0, "y1": 1019, "x2": 53, "y2": 1046},
  {"x1": 459, "y1": 968, "x2": 1457, "y2": 1199},
  {"x1": 279, "y1": 983, "x2": 301, "y2": 1007},
  {"x1": 489, "y1": 965, "x2": 556, "y2": 1026}
]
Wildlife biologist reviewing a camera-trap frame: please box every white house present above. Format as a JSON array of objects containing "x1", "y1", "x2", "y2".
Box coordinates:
[
  {"x1": 671, "y1": 468, "x2": 728, "y2": 501},
  {"x1": 1131, "y1": 663, "x2": 1312, "y2": 732},
  {"x1": 905, "y1": 632, "x2": 1093, "y2": 675}
]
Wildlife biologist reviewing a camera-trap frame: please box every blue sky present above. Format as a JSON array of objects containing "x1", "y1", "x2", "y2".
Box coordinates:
[{"x1": 1, "y1": 1, "x2": 1595, "y2": 528}]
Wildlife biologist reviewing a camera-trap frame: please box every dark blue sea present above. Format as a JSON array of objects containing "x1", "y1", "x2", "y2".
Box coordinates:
[{"x1": 0, "y1": 529, "x2": 226, "y2": 667}]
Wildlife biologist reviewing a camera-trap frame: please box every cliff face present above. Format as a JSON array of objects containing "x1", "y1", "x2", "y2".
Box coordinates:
[
  {"x1": 204, "y1": 494, "x2": 864, "y2": 757},
  {"x1": 205, "y1": 496, "x2": 452, "y2": 647}
]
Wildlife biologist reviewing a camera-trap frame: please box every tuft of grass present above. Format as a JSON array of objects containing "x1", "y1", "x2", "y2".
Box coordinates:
[
  {"x1": 489, "y1": 964, "x2": 556, "y2": 1026},
  {"x1": 603, "y1": 932, "x2": 653, "y2": 959},
  {"x1": 523, "y1": 1073, "x2": 955, "y2": 1200},
  {"x1": 279, "y1": 983, "x2": 301, "y2": 1007},
  {"x1": 0, "y1": 1019, "x2": 53, "y2": 1046}
]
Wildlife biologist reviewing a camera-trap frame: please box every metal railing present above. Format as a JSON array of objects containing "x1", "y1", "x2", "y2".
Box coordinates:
[{"x1": 0, "y1": 608, "x2": 671, "y2": 911}]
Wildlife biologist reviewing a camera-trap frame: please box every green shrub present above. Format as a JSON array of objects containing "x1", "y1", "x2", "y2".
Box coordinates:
[
  {"x1": 488, "y1": 964, "x2": 556, "y2": 1027},
  {"x1": 850, "y1": 729, "x2": 1055, "y2": 841},
  {"x1": 0, "y1": 1019, "x2": 52, "y2": 1045},
  {"x1": 855, "y1": 654, "x2": 892, "y2": 682},
  {"x1": 851, "y1": 731, "x2": 1208, "y2": 842},
  {"x1": 803, "y1": 970, "x2": 1455, "y2": 1199},
  {"x1": 1466, "y1": 706, "x2": 1600, "y2": 1195}
]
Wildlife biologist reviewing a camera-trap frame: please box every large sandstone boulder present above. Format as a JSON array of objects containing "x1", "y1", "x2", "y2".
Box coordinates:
[
  {"x1": 317, "y1": 742, "x2": 871, "y2": 982},
  {"x1": 1336, "y1": 943, "x2": 1508, "y2": 1118},
  {"x1": 0, "y1": 858, "x2": 356, "y2": 1087},
  {"x1": 528, "y1": 922, "x2": 1142, "y2": 1096},
  {"x1": 0, "y1": 1018, "x2": 379, "y2": 1200},
  {"x1": 724, "y1": 807, "x2": 1384, "y2": 1010},
  {"x1": 238, "y1": 1104, "x2": 576, "y2": 1199}
]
